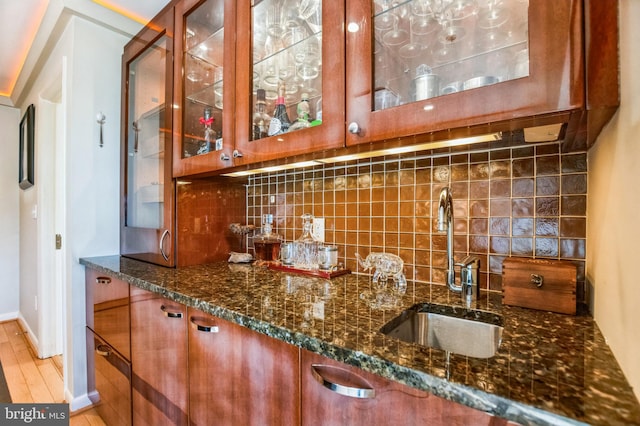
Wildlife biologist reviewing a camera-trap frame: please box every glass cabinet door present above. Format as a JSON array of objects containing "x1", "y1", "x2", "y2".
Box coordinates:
[
  {"x1": 173, "y1": 0, "x2": 236, "y2": 177},
  {"x1": 346, "y1": 0, "x2": 589, "y2": 146},
  {"x1": 122, "y1": 9, "x2": 175, "y2": 266},
  {"x1": 234, "y1": 0, "x2": 345, "y2": 165}
]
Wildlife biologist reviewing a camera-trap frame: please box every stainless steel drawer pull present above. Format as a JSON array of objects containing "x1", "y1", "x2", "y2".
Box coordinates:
[
  {"x1": 160, "y1": 229, "x2": 170, "y2": 262},
  {"x1": 96, "y1": 277, "x2": 111, "y2": 285},
  {"x1": 311, "y1": 364, "x2": 375, "y2": 399},
  {"x1": 190, "y1": 317, "x2": 219, "y2": 333},
  {"x1": 96, "y1": 344, "x2": 112, "y2": 357},
  {"x1": 161, "y1": 305, "x2": 183, "y2": 318}
]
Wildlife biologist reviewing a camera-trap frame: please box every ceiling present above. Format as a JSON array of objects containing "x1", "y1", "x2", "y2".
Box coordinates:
[{"x1": 0, "y1": 0, "x2": 171, "y2": 104}]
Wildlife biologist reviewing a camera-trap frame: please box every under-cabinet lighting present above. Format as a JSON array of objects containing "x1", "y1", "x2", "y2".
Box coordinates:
[
  {"x1": 317, "y1": 132, "x2": 502, "y2": 164},
  {"x1": 221, "y1": 132, "x2": 501, "y2": 177}
]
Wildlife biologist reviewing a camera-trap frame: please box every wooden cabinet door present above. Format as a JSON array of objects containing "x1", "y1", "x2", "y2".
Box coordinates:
[
  {"x1": 172, "y1": 0, "x2": 238, "y2": 176},
  {"x1": 301, "y1": 349, "x2": 506, "y2": 426},
  {"x1": 345, "y1": 0, "x2": 585, "y2": 146},
  {"x1": 121, "y1": 4, "x2": 176, "y2": 266},
  {"x1": 188, "y1": 308, "x2": 300, "y2": 425},
  {"x1": 233, "y1": 0, "x2": 345, "y2": 166},
  {"x1": 85, "y1": 268, "x2": 130, "y2": 360},
  {"x1": 87, "y1": 329, "x2": 132, "y2": 426},
  {"x1": 130, "y1": 286, "x2": 188, "y2": 425}
]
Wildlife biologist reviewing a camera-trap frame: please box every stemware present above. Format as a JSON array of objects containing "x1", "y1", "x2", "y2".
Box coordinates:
[{"x1": 382, "y1": 18, "x2": 409, "y2": 47}]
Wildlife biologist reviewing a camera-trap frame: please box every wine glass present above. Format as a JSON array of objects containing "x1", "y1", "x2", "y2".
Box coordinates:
[
  {"x1": 399, "y1": 15, "x2": 434, "y2": 58},
  {"x1": 382, "y1": 18, "x2": 409, "y2": 47}
]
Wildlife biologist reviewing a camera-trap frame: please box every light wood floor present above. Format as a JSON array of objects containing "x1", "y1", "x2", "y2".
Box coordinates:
[{"x1": 0, "y1": 320, "x2": 106, "y2": 425}]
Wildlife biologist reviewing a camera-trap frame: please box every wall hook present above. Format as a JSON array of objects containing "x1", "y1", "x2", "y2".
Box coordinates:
[{"x1": 96, "y1": 112, "x2": 106, "y2": 147}]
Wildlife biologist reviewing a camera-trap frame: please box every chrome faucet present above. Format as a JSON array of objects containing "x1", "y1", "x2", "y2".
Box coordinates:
[{"x1": 436, "y1": 187, "x2": 481, "y2": 306}]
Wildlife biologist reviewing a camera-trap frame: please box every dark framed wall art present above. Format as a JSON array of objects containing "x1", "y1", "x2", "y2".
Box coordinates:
[{"x1": 19, "y1": 104, "x2": 35, "y2": 190}]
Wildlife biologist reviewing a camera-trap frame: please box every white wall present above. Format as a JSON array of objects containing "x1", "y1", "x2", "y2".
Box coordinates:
[
  {"x1": 0, "y1": 105, "x2": 20, "y2": 320},
  {"x1": 588, "y1": 0, "x2": 640, "y2": 401},
  {"x1": 17, "y1": 15, "x2": 126, "y2": 409}
]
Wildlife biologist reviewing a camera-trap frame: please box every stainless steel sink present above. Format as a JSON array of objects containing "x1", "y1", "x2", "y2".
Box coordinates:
[{"x1": 380, "y1": 304, "x2": 503, "y2": 358}]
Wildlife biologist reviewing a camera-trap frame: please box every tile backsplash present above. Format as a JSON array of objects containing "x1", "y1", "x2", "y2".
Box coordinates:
[{"x1": 246, "y1": 141, "x2": 587, "y2": 300}]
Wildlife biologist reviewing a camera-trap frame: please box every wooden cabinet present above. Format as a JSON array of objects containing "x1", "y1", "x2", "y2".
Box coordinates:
[
  {"x1": 121, "y1": 4, "x2": 176, "y2": 266},
  {"x1": 344, "y1": 0, "x2": 618, "y2": 148},
  {"x1": 130, "y1": 286, "x2": 188, "y2": 425},
  {"x1": 188, "y1": 308, "x2": 300, "y2": 425},
  {"x1": 232, "y1": 0, "x2": 345, "y2": 166},
  {"x1": 300, "y1": 349, "x2": 508, "y2": 426},
  {"x1": 172, "y1": 0, "x2": 238, "y2": 176},
  {"x1": 85, "y1": 268, "x2": 132, "y2": 425}
]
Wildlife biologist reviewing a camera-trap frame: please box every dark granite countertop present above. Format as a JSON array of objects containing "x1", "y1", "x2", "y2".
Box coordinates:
[{"x1": 80, "y1": 256, "x2": 640, "y2": 426}]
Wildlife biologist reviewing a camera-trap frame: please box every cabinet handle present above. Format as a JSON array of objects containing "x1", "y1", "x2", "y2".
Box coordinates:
[
  {"x1": 232, "y1": 149, "x2": 243, "y2": 158},
  {"x1": 159, "y1": 230, "x2": 170, "y2": 261},
  {"x1": 220, "y1": 153, "x2": 231, "y2": 161},
  {"x1": 161, "y1": 305, "x2": 183, "y2": 318},
  {"x1": 96, "y1": 344, "x2": 112, "y2": 357},
  {"x1": 190, "y1": 317, "x2": 219, "y2": 333},
  {"x1": 310, "y1": 364, "x2": 376, "y2": 399},
  {"x1": 95, "y1": 276, "x2": 111, "y2": 285},
  {"x1": 348, "y1": 122, "x2": 361, "y2": 135}
]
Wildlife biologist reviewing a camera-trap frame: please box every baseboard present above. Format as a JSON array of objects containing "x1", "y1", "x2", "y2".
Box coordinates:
[{"x1": 16, "y1": 315, "x2": 40, "y2": 358}]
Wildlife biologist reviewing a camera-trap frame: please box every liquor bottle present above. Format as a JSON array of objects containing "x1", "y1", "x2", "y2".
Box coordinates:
[
  {"x1": 267, "y1": 81, "x2": 291, "y2": 136},
  {"x1": 289, "y1": 93, "x2": 311, "y2": 131},
  {"x1": 252, "y1": 88, "x2": 271, "y2": 140}
]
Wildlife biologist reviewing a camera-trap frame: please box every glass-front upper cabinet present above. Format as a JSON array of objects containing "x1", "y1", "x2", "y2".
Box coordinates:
[
  {"x1": 121, "y1": 7, "x2": 175, "y2": 267},
  {"x1": 346, "y1": 0, "x2": 586, "y2": 146},
  {"x1": 234, "y1": 0, "x2": 345, "y2": 165},
  {"x1": 173, "y1": 0, "x2": 236, "y2": 177}
]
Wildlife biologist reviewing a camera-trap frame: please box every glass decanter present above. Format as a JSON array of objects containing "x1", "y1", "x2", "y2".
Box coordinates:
[{"x1": 294, "y1": 213, "x2": 320, "y2": 270}]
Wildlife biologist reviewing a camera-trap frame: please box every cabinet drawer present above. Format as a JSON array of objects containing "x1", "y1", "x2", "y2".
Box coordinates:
[
  {"x1": 86, "y1": 268, "x2": 130, "y2": 359},
  {"x1": 87, "y1": 328, "x2": 132, "y2": 426}
]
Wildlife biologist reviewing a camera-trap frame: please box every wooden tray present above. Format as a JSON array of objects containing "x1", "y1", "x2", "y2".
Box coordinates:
[
  {"x1": 502, "y1": 257, "x2": 577, "y2": 315},
  {"x1": 268, "y1": 263, "x2": 351, "y2": 279}
]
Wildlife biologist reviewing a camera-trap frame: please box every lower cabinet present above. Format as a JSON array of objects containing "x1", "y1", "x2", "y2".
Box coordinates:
[
  {"x1": 86, "y1": 329, "x2": 132, "y2": 426},
  {"x1": 300, "y1": 350, "x2": 509, "y2": 426},
  {"x1": 188, "y1": 307, "x2": 300, "y2": 426},
  {"x1": 130, "y1": 287, "x2": 188, "y2": 425}
]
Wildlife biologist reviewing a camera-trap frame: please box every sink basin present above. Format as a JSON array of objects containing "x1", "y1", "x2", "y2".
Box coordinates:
[{"x1": 380, "y1": 304, "x2": 503, "y2": 358}]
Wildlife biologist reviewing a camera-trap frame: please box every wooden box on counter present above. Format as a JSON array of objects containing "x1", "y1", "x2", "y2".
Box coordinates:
[{"x1": 502, "y1": 257, "x2": 577, "y2": 315}]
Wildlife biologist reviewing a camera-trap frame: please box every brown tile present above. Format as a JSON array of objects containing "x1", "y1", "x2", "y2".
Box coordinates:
[
  {"x1": 512, "y1": 198, "x2": 534, "y2": 217},
  {"x1": 433, "y1": 165, "x2": 450, "y2": 182},
  {"x1": 399, "y1": 170, "x2": 415, "y2": 185},
  {"x1": 490, "y1": 199, "x2": 511, "y2": 216},
  {"x1": 562, "y1": 174, "x2": 587, "y2": 195},
  {"x1": 469, "y1": 162, "x2": 490, "y2": 180},
  {"x1": 358, "y1": 232, "x2": 371, "y2": 246},
  {"x1": 432, "y1": 234, "x2": 447, "y2": 251},
  {"x1": 400, "y1": 217, "x2": 415, "y2": 233},
  {"x1": 512, "y1": 218, "x2": 534, "y2": 236},
  {"x1": 451, "y1": 164, "x2": 469, "y2": 181},
  {"x1": 371, "y1": 231, "x2": 384, "y2": 246},
  {"x1": 536, "y1": 155, "x2": 560, "y2": 175},
  {"x1": 536, "y1": 197, "x2": 559, "y2": 216},
  {"x1": 490, "y1": 149, "x2": 510, "y2": 160},
  {"x1": 414, "y1": 266, "x2": 431, "y2": 282},
  {"x1": 469, "y1": 235, "x2": 488, "y2": 252},
  {"x1": 490, "y1": 180, "x2": 511, "y2": 200},
  {"x1": 335, "y1": 203, "x2": 346, "y2": 216},
  {"x1": 560, "y1": 217, "x2": 586, "y2": 238},
  {"x1": 399, "y1": 233, "x2": 413, "y2": 249},
  {"x1": 513, "y1": 178, "x2": 534, "y2": 197},
  {"x1": 347, "y1": 217, "x2": 358, "y2": 230},
  {"x1": 400, "y1": 185, "x2": 414, "y2": 201},
  {"x1": 454, "y1": 235, "x2": 468, "y2": 253},
  {"x1": 415, "y1": 168, "x2": 431, "y2": 184},
  {"x1": 371, "y1": 187, "x2": 384, "y2": 202},
  {"x1": 470, "y1": 218, "x2": 488, "y2": 235},
  {"x1": 490, "y1": 237, "x2": 510, "y2": 255},
  {"x1": 416, "y1": 233, "x2": 430, "y2": 250},
  {"x1": 488, "y1": 273, "x2": 502, "y2": 292},
  {"x1": 536, "y1": 176, "x2": 559, "y2": 196},
  {"x1": 535, "y1": 218, "x2": 559, "y2": 237},
  {"x1": 561, "y1": 195, "x2": 587, "y2": 216},
  {"x1": 385, "y1": 201, "x2": 398, "y2": 216},
  {"x1": 536, "y1": 144, "x2": 559, "y2": 155},
  {"x1": 371, "y1": 172, "x2": 385, "y2": 187},
  {"x1": 469, "y1": 181, "x2": 490, "y2": 198},
  {"x1": 512, "y1": 146, "x2": 534, "y2": 158},
  {"x1": 511, "y1": 158, "x2": 535, "y2": 177},
  {"x1": 470, "y1": 151, "x2": 489, "y2": 162},
  {"x1": 560, "y1": 239, "x2": 586, "y2": 259},
  {"x1": 451, "y1": 153, "x2": 469, "y2": 164},
  {"x1": 385, "y1": 217, "x2": 399, "y2": 232},
  {"x1": 415, "y1": 217, "x2": 431, "y2": 233},
  {"x1": 358, "y1": 217, "x2": 371, "y2": 231},
  {"x1": 490, "y1": 217, "x2": 510, "y2": 236},
  {"x1": 561, "y1": 153, "x2": 588, "y2": 173},
  {"x1": 345, "y1": 232, "x2": 358, "y2": 245},
  {"x1": 490, "y1": 160, "x2": 511, "y2": 178},
  {"x1": 385, "y1": 186, "x2": 399, "y2": 202},
  {"x1": 470, "y1": 199, "x2": 489, "y2": 217},
  {"x1": 511, "y1": 238, "x2": 533, "y2": 256},
  {"x1": 415, "y1": 250, "x2": 430, "y2": 266},
  {"x1": 535, "y1": 238, "x2": 559, "y2": 257},
  {"x1": 489, "y1": 255, "x2": 506, "y2": 274}
]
